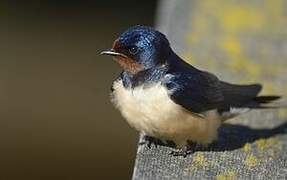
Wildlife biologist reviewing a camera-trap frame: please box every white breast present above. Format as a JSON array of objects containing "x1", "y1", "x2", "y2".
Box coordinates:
[{"x1": 111, "y1": 80, "x2": 221, "y2": 147}]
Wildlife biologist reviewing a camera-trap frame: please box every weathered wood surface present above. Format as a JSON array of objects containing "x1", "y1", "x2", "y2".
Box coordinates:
[{"x1": 132, "y1": 0, "x2": 287, "y2": 179}]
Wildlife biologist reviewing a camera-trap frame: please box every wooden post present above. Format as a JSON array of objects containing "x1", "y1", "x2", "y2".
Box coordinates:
[{"x1": 132, "y1": 0, "x2": 287, "y2": 179}]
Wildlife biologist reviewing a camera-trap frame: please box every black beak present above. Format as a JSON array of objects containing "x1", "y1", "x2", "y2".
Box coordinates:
[{"x1": 100, "y1": 49, "x2": 127, "y2": 58}]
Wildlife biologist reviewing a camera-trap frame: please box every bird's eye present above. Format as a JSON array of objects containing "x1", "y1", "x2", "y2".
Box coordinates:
[{"x1": 129, "y1": 46, "x2": 138, "y2": 55}]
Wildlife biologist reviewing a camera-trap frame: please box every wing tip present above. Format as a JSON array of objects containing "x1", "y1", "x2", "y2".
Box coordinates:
[{"x1": 253, "y1": 95, "x2": 281, "y2": 103}]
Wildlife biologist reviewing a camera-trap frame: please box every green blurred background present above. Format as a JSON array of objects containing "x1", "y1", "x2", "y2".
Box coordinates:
[{"x1": 0, "y1": 1, "x2": 157, "y2": 179}]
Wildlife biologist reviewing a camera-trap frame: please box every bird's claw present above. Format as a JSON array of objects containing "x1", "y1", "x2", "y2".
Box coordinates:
[
  {"x1": 169, "y1": 141, "x2": 197, "y2": 157},
  {"x1": 139, "y1": 135, "x2": 165, "y2": 148},
  {"x1": 169, "y1": 149, "x2": 193, "y2": 157}
]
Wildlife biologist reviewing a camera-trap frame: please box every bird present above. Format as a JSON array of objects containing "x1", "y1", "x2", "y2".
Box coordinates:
[{"x1": 101, "y1": 25, "x2": 280, "y2": 156}]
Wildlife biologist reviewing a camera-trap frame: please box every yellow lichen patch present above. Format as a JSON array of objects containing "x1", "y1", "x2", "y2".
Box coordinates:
[
  {"x1": 180, "y1": 52, "x2": 196, "y2": 65},
  {"x1": 262, "y1": 65, "x2": 287, "y2": 78},
  {"x1": 244, "y1": 60, "x2": 262, "y2": 78},
  {"x1": 255, "y1": 138, "x2": 278, "y2": 151},
  {"x1": 185, "y1": 152, "x2": 209, "y2": 171},
  {"x1": 216, "y1": 171, "x2": 237, "y2": 180},
  {"x1": 225, "y1": 58, "x2": 240, "y2": 72},
  {"x1": 185, "y1": 0, "x2": 287, "y2": 86},
  {"x1": 192, "y1": 152, "x2": 208, "y2": 168},
  {"x1": 243, "y1": 143, "x2": 252, "y2": 152},
  {"x1": 253, "y1": 138, "x2": 283, "y2": 161},
  {"x1": 219, "y1": 30, "x2": 263, "y2": 79},
  {"x1": 264, "y1": 0, "x2": 286, "y2": 28},
  {"x1": 185, "y1": 0, "x2": 287, "y2": 96},
  {"x1": 224, "y1": 57, "x2": 262, "y2": 79},
  {"x1": 220, "y1": 6, "x2": 265, "y2": 33},
  {"x1": 186, "y1": 30, "x2": 201, "y2": 45},
  {"x1": 244, "y1": 154, "x2": 258, "y2": 167},
  {"x1": 220, "y1": 37, "x2": 242, "y2": 56},
  {"x1": 206, "y1": 58, "x2": 217, "y2": 69},
  {"x1": 277, "y1": 109, "x2": 287, "y2": 119},
  {"x1": 260, "y1": 82, "x2": 277, "y2": 94}
]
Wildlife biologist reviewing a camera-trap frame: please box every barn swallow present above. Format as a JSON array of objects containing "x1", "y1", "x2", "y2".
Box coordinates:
[{"x1": 101, "y1": 25, "x2": 280, "y2": 156}]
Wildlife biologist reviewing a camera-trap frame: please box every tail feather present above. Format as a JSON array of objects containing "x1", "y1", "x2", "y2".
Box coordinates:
[
  {"x1": 253, "y1": 96, "x2": 281, "y2": 104},
  {"x1": 218, "y1": 81, "x2": 281, "y2": 119},
  {"x1": 219, "y1": 82, "x2": 262, "y2": 109}
]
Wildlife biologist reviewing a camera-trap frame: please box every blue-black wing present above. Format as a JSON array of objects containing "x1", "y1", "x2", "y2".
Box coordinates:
[{"x1": 164, "y1": 71, "x2": 224, "y2": 114}]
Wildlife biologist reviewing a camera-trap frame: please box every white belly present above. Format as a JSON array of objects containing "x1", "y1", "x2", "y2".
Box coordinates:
[{"x1": 111, "y1": 80, "x2": 221, "y2": 147}]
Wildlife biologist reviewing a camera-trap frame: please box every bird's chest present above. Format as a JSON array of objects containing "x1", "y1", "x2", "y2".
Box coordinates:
[
  {"x1": 111, "y1": 80, "x2": 183, "y2": 137},
  {"x1": 111, "y1": 80, "x2": 220, "y2": 146}
]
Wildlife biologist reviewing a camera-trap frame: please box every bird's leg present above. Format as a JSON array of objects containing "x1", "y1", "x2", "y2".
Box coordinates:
[
  {"x1": 169, "y1": 140, "x2": 196, "y2": 157},
  {"x1": 139, "y1": 135, "x2": 165, "y2": 148}
]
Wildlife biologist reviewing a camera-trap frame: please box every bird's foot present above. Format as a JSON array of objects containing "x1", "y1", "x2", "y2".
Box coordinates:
[
  {"x1": 169, "y1": 141, "x2": 196, "y2": 157},
  {"x1": 169, "y1": 147, "x2": 194, "y2": 157},
  {"x1": 139, "y1": 135, "x2": 165, "y2": 148}
]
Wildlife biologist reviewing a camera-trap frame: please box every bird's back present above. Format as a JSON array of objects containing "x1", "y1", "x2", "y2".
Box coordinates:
[{"x1": 166, "y1": 54, "x2": 280, "y2": 119}]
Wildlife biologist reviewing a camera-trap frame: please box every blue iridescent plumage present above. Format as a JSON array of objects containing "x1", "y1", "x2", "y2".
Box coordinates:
[
  {"x1": 113, "y1": 25, "x2": 279, "y2": 114},
  {"x1": 102, "y1": 25, "x2": 280, "y2": 156}
]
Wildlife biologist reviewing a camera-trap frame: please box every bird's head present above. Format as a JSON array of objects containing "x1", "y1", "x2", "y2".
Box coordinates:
[{"x1": 101, "y1": 25, "x2": 171, "y2": 74}]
